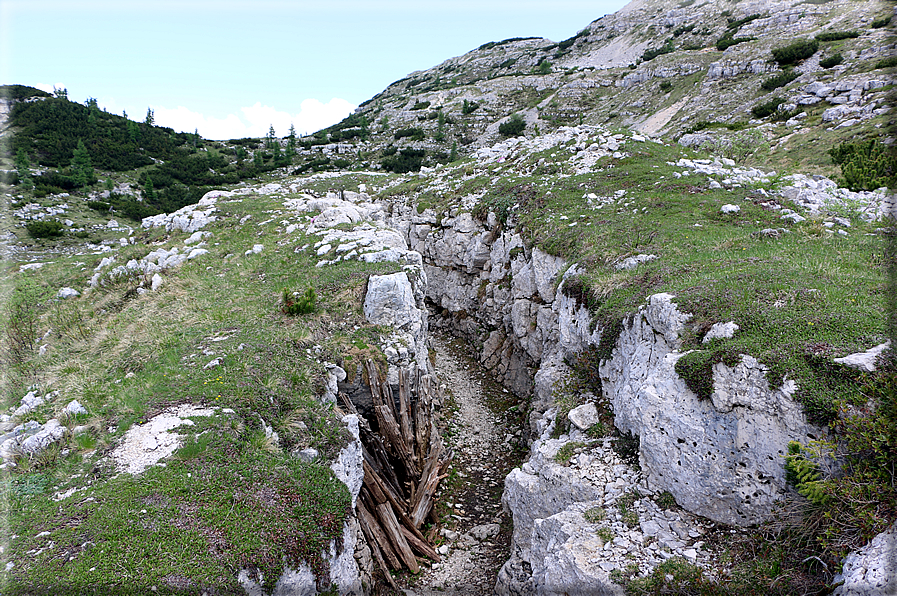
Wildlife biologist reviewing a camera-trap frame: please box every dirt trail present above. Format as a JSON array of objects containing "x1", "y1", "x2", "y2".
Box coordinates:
[{"x1": 399, "y1": 333, "x2": 525, "y2": 596}]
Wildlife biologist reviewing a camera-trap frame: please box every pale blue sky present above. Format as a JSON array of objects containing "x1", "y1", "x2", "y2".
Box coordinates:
[{"x1": 2, "y1": 0, "x2": 629, "y2": 139}]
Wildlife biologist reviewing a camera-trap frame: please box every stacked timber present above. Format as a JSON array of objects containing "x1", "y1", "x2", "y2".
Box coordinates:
[{"x1": 340, "y1": 360, "x2": 452, "y2": 586}]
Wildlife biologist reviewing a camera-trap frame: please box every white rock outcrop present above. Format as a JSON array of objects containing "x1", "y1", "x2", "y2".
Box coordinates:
[
  {"x1": 832, "y1": 522, "x2": 897, "y2": 596},
  {"x1": 599, "y1": 294, "x2": 821, "y2": 525}
]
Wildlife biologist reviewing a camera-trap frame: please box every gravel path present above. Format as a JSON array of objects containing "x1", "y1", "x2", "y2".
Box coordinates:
[{"x1": 400, "y1": 333, "x2": 525, "y2": 596}]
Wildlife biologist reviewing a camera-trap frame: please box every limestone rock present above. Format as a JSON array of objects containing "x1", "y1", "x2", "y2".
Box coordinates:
[
  {"x1": 833, "y1": 341, "x2": 891, "y2": 373},
  {"x1": 703, "y1": 321, "x2": 739, "y2": 342},
  {"x1": 600, "y1": 295, "x2": 821, "y2": 525},
  {"x1": 364, "y1": 272, "x2": 424, "y2": 338},
  {"x1": 57, "y1": 287, "x2": 80, "y2": 299},
  {"x1": 615, "y1": 254, "x2": 657, "y2": 270},
  {"x1": 568, "y1": 403, "x2": 599, "y2": 431},
  {"x1": 330, "y1": 415, "x2": 364, "y2": 509},
  {"x1": 832, "y1": 522, "x2": 897, "y2": 596}
]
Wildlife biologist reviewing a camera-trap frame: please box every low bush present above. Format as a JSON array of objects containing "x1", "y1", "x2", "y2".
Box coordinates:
[
  {"x1": 281, "y1": 288, "x2": 317, "y2": 315},
  {"x1": 819, "y1": 54, "x2": 844, "y2": 68},
  {"x1": 25, "y1": 219, "x2": 64, "y2": 239},
  {"x1": 462, "y1": 99, "x2": 479, "y2": 114},
  {"x1": 752, "y1": 97, "x2": 786, "y2": 118},
  {"x1": 381, "y1": 149, "x2": 426, "y2": 173},
  {"x1": 760, "y1": 69, "x2": 799, "y2": 91},
  {"x1": 829, "y1": 138, "x2": 897, "y2": 191},
  {"x1": 673, "y1": 23, "x2": 695, "y2": 37},
  {"x1": 642, "y1": 40, "x2": 675, "y2": 62},
  {"x1": 410, "y1": 100, "x2": 431, "y2": 111},
  {"x1": 871, "y1": 16, "x2": 891, "y2": 28},
  {"x1": 86, "y1": 200, "x2": 111, "y2": 212},
  {"x1": 716, "y1": 32, "x2": 755, "y2": 51},
  {"x1": 771, "y1": 39, "x2": 819, "y2": 65},
  {"x1": 394, "y1": 127, "x2": 425, "y2": 141},
  {"x1": 498, "y1": 114, "x2": 526, "y2": 137},
  {"x1": 874, "y1": 56, "x2": 897, "y2": 69},
  {"x1": 727, "y1": 13, "x2": 762, "y2": 29},
  {"x1": 659, "y1": 81, "x2": 673, "y2": 92},
  {"x1": 815, "y1": 30, "x2": 859, "y2": 42}
]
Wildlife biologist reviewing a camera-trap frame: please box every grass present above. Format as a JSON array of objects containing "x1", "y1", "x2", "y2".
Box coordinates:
[{"x1": 0, "y1": 182, "x2": 403, "y2": 592}]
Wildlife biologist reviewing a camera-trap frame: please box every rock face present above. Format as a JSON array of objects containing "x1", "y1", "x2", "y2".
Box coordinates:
[
  {"x1": 599, "y1": 294, "x2": 822, "y2": 525},
  {"x1": 832, "y1": 522, "x2": 897, "y2": 596},
  {"x1": 498, "y1": 410, "x2": 714, "y2": 596},
  {"x1": 390, "y1": 194, "x2": 829, "y2": 591}
]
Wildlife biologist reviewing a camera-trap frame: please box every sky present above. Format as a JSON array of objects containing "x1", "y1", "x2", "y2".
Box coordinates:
[{"x1": 1, "y1": 0, "x2": 630, "y2": 140}]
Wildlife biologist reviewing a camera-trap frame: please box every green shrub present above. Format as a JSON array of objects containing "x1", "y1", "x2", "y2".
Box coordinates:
[
  {"x1": 583, "y1": 507, "x2": 606, "y2": 523},
  {"x1": 281, "y1": 288, "x2": 317, "y2": 315},
  {"x1": 659, "y1": 80, "x2": 673, "y2": 92},
  {"x1": 674, "y1": 347, "x2": 742, "y2": 400},
  {"x1": 381, "y1": 149, "x2": 426, "y2": 173},
  {"x1": 642, "y1": 40, "x2": 675, "y2": 62},
  {"x1": 673, "y1": 23, "x2": 695, "y2": 37},
  {"x1": 771, "y1": 39, "x2": 819, "y2": 65},
  {"x1": 752, "y1": 97, "x2": 786, "y2": 118},
  {"x1": 819, "y1": 53, "x2": 844, "y2": 68},
  {"x1": 727, "y1": 13, "x2": 762, "y2": 29},
  {"x1": 871, "y1": 16, "x2": 891, "y2": 28},
  {"x1": 462, "y1": 99, "x2": 479, "y2": 114},
  {"x1": 874, "y1": 56, "x2": 897, "y2": 69},
  {"x1": 829, "y1": 138, "x2": 897, "y2": 191},
  {"x1": 536, "y1": 60, "x2": 552, "y2": 74},
  {"x1": 815, "y1": 30, "x2": 859, "y2": 42},
  {"x1": 716, "y1": 32, "x2": 755, "y2": 50},
  {"x1": 760, "y1": 69, "x2": 799, "y2": 91},
  {"x1": 333, "y1": 158, "x2": 351, "y2": 169},
  {"x1": 498, "y1": 114, "x2": 526, "y2": 137},
  {"x1": 410, "y1": 100, "x2": 430, "y2": 111},
  {"x1": 25, "y1": 219, "x2": 64, "y2": 239},
  {"x1": 87, "y1": 200, "x2": 111, "y2": 212},
  {"x1": 394, "y1": 127, "x2": 425, "y2": 141}
]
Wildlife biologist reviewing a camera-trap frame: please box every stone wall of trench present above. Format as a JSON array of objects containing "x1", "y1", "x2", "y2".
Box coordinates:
[{"x1": 389, "y1": 205, "x2": 824, "y2": 528}]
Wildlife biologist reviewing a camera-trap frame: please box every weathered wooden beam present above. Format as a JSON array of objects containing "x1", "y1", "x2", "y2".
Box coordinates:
[
  {"x1": 358, "y1": 495, "x2": 401, "y2": 571},
  {"x1": 397, "y1": 367, "x2": 416, "y2": 456},
  {"x1": 375, "y1": 502, "x2": 420, "y2": 573},
  {"x1": 401, "y1": 525, "x2": 441, "y2": 562}
]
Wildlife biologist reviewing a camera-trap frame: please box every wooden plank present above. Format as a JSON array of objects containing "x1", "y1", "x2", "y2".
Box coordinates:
[
  {"x1": 397, "y1": 367, "x2": 416, "y2": 455},
  {"x1": 413, "y1": 371, "x2": 431, "y2": 464},
  {"x1": 362, "y1": 436, "x2": 403, "y2": 498},
  {"x1": 375, "y1": 404, "x2": 419, "y2": 479},
  {"x1": 363, "y1": 459, "x2": 408, "y2": 511},
  {"x1": 400, "y1": 525, "x2": 441, "y2": 562},
  {"x1": 375, "y1": 502, "x2": 420, "y2": 573},
  {"x1": 357, "y1": 496, "x2": 401, "y2": 571},
  {"x1": 408, "y1": 445, "x2": 445, "y2": 529}
]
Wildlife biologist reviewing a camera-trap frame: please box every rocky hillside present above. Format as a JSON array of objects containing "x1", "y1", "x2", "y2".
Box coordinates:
[
  {"x1": 0, "y1": 0, "x2": 895, "y2": 595},
  {"x1": 301, "y1": 0, "x2": 895, "y2": 179}
]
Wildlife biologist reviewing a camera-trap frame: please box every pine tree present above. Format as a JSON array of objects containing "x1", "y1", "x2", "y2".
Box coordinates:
[
  {"x1": 15, "y1": 148, "x2": 32, "y2": 188},
  {"x1": 449, "y1": 141, "x2": 458, "y2": 163},
  {"x1": 145, "y1": 108, "x2": 154, "y2": 126},
  {"x1": 70, "y1": 139, "x2": 95, "y2": 187},
  {"x1": 266, "y1": 125, "x2": 276, "y2": 149},
  {"x1": 143, "y1": 177, "x2": 155, "y2": 200},
  {"x1": 287, "y1": 124, "x2": 297, "y2": 159}
]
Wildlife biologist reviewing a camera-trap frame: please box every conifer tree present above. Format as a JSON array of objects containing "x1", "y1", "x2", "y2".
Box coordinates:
[
  {"x1": 15, "y1": 148, "x2": 32, "y2": 189},
  {"x1": 287, "y1": 124, "x2": 297, "y2": 158},
  {"x1": 144, "y1": 176, "x2": 155, "y2": 200},
  {"x1": 145, "y1": 108, "x2": 155, "y2": 126},
  {"x1": 70, "y1": 139, "x2": 95, "y2": 187}
]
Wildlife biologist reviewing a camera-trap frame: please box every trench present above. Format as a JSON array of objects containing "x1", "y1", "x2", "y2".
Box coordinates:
[{"x1": 397, "y1": 329, "x2": 528, "y2": 596}]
